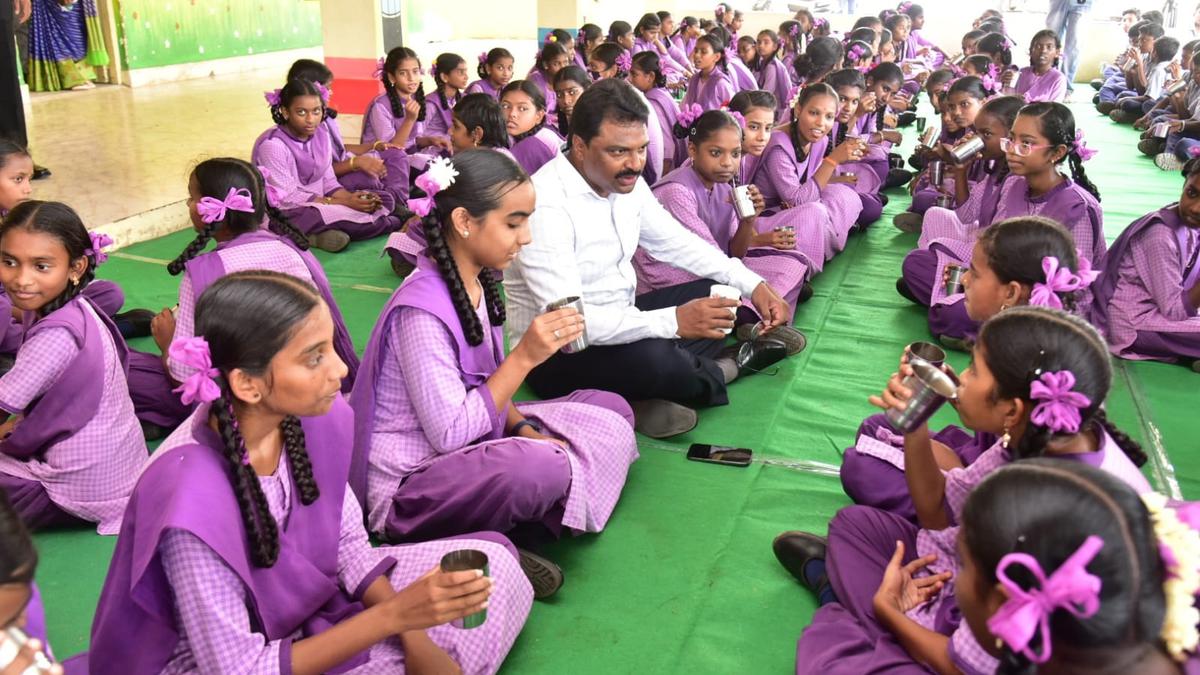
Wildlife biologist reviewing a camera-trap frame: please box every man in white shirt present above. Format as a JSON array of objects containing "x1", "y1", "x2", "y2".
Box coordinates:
[{"x1": 505, "y1": 79, "x2": 793, "y2": 438}]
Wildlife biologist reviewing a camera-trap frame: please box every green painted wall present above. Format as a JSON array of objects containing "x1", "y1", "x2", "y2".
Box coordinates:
[{"x1": 115, "y1": 0, "x2": 322, "y2": 70}]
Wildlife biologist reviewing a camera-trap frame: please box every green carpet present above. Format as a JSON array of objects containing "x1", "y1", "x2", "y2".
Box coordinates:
[{"x1": 30, "y1": 103, "x2": 1196, "y2": 673}]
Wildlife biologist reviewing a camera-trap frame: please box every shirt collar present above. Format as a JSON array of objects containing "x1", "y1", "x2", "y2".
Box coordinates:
[{"x1": 552, "y1": 152, "x2": 606, "y2": 199}]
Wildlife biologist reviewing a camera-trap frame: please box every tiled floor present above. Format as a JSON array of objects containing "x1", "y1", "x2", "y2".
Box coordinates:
[{"x1": 26, "y1": 72, "x2": 363, "y2": 229}]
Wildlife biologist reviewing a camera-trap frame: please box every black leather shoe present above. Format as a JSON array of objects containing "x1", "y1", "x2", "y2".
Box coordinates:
[
  {"x1": 113, "y1": 308, "x2": 156, "y2": 339},
  {"x1": 896, "y1": 277, "x2": 919, "y2": 304},
  {"x1": 798, "y1": 281, "x2": 814, "y2": 304},
  {"x1": 884, "y1": 168, "x2": 913, "y2": 189},
  {"x1": 732, "y1": 336, "x2": 788, "y2": 376},
  {"x1": 772, "y1": 531, "x2": 828, "y2": 588},
  {"x1": 31, "y1": 165, "x2": 51, "y2": 180},
  {"x1": 518, "y1": 548, "x2": 564, "y2": 599}
]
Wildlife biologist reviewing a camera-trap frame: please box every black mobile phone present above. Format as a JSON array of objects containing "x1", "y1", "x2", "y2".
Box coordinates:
[{"x1": 686, "y1": 443, "x2": 752, "y2": 467}]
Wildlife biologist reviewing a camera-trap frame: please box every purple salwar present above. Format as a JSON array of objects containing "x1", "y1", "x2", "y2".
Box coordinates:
[
  {"x1": 1090, "y1": 205, "x2": 1200, "y2": 360},
  {"x1": 350, "y1": 256, "x2": 638, "y2": 542},
  {"x1": 633, "y1": 165, "x2": 811, "y2": 307},
  {"x1": 322, "y1": 117, "x2": 411, "y2": 203}
]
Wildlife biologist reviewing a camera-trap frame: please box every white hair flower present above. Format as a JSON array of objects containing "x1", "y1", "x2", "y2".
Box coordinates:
[
  {"x1": 1143, "y1": 492, "x2": 1200, "y2": 662},
  {"x1": 424, "y1": 157, "x2": 459, "y2": 192}
]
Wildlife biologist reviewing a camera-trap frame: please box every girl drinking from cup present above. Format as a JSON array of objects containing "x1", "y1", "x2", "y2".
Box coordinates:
[
  {"x1": 88, "y1": 271, "x2": 533, "y2": 674},
  {"x1": 899, "y1": 103, "x2": 1104, "y2": 316},
  {"x1": 842, "y1": 216, "x2": 1104, "y2": 521},
  {"x1": 825, "y1": 69, "x2": 886, "y2": 227},
  {"x1": 778, "y1": 307, "x2": 1153, "y2": 674},
  {"x1": 0, "y1": 202, "x2": 145, "y2": 533},
  {"x1": 633, "y1": 110, "x2": 813, "y2": 328},
  {"x1": 748, "y1": 84, "x2": 865, "y2": 263},
  {"x1": 252, "y1": 79, "x2": 402, "y2": 253},
  {"x1": 351, "y1": 152, "x2": 638, "y2": 598},
  {"x1": 1090, "y1": 158, "x2": 1200, "y2": 368}
]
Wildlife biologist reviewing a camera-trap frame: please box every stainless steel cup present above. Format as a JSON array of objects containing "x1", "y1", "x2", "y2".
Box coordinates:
[
  {"x1": 1154, "y1": 121, "x2": 1171, "y2": 138},
  {"x1": 920, "y1": 127, "x2": 937, "y2": 147},
  {"x1": 935, "y1": 194, "x2": 954, "y2": 209},
  {"x1": 546, "y1": 296, "x2": 588, "y2": 354},
  {"x1": 949, "y1": 136, "x2": 985, "y2": 163},
  {"x1": 885, "y1": 359, "x2": 958, "y2": 433},
  {"x1": 928, "y1": 160, "x2": 945, "y2": 188},
  {"x1": 441, "y1": 550, "x2": 489, "y2": 629},
  {"x1": 1167, "y1": 79, "x2": 1189, "y2": 96},
  {"x1": 906, "y1": 341, "x2": 946, "y2": 368},
  {"x1": 944, "y1": 265, "x2": 966, "y2": 296},
  {"x1": 915, "y1": 116, "x2": 927, "y2": 134},
  {"x1": 732, "y1": 184, "x2": 756, "y2": 219}
]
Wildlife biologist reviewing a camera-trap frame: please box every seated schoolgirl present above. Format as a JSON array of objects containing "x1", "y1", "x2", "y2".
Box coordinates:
[
  {"x1": 824, "y1": 68, "x2": 886, "y2": 226},
  {"x1": 252, "y1": 79, "x2": 402, "y2": 253},
  {"x1": 608, "y1": 20, "x2": 635, "y2": 54},
  {"x1": 796, "y1": 460, "x2": 1192, "y2": 675},
  {"x1": 752, "y1": 30, "x2": 795, "y2": 117},
  {"x1": 1011, "y1": 30, "x2": 1067, "y2": 103},
  {"x1": 0, "y1": 201, "x2": 146, "y2": 533},
  {"x1": 630, "y1": 51, "x2": 683, "y2": 173},
  {"x1": 422, "y1": 53, "x2": 469, "y2": 142},
  {"x1": 778, "y1": 307, "x2": 1154, "y2": 674},
  {"x1": 526, "y1": 40, "x2": 568, "y2": 124},
  {"x1": 893, "y1": 88, "x2": 1018, "y2": 233},
  {"x1": 709, "y1": 26, "x2": 758, "y2": 93},
  {"x1": 632, "y1": 12, "x2": 688, "y2": 78},
  {"x1": 899, "y1": 3, "x2": 947, "y2": 69},
  {"x1": 855, "y1": 63, "x2": 909, "y2": 187},
  {"x1": 87, "y1": 271, "x2": 532, "y2": 674},
  {"x1": 500, "y1": 80, "x2": 563, "y2": 177},
  {"x1": 0, "y1": 493, "x2": 57, "y2": 673},
  {"x1": 353, "y1": 151, "x2": 638, "y2": 596},
  {"x1": 661, "y1": 13, "x2": 698, "y2": 77},
  {"x1": 683, "y1": 34, "x2": 737, "y2": 111},
  {"x1": 466, "y1": 47, "x2": 514, "y2": 100},
  {"x1": 736, "y1": 36, "x2": 757, "y2": 72},
  {"x1": 748, "y1": 84, "x2": 865, "y2": 263},
  {"x1": 842, "y1": 216, "x2": 1103, "y2": 520},
  {"x1": 552, "y1": 65, "x2": 590, "y2": 139},
  {"x1": 0, "y1": 141, "x2": 137, "y2": 342},
  {"x1": 843, "y1": 40, "x2": 874, "y2": 73},
  {"x1": 1090, "y1": 158, "x2": 1200, "y2": 369},
  {"x1": 573, "y1": 24, "x2": 603, "y2": 70},
  {"x1": 285, "y1": 58, "x2": 412, "y2": 207},
  {"x1": 900, "y1": 103, "x2": 1105, "y2": 313},
  {"x1": 361, "y1": 46, "x2": 453, "y2": 173},
  {"x1": 142, "y1": 158, "x2": 360, "y2": 407},
  {"x1": 791, "y1": 36, "x2": 843, "y2": 90},
  {"x1": 633, "y1": 110, "x2": 812, "y2": 341}
]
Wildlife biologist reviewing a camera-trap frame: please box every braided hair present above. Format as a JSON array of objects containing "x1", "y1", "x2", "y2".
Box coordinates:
[
  {"x1": 382, "y1": 46, "x2": 426, "y2": 123},
  {"x1": 794, "y1": 37, "x2": 844, "y2": 87},
  {"x1": 193, "y1": 271, "x2": 327, "y2": 567},
  {"x1": 1018, "y1": 102, "x2": 1101, "y2": 202},
  {"x1": 454, "y1": 93, "x2": 511, "y2": 150},
  {"x1": 977, "y1": 216, "x2": 1084, "y2": 312},
  {"x1": 422, "y1": 150, "x2": 528, "y2": 346},
  {"x1": 631, "y1": 51, "x2": 668, "y2": 90},
  {"x1": 535, "y1": 41, "x2": 569, "y2": 76},
  {"x1": 284, "y1": 59, "x2": 337, "y2": 119},
  {"x1": 553, "y1": 66, "x2": 591, "y2": 136},
  {"x1": 788, "y1": 83, "x2": 839, "y2": 178},
  {"x1": 269, "y1": 78, "x2": 325, "y2": 126},
  {"x1": 0, "y1": 201, "x2": 97, "y2": 317},
  {"x1": 500, "y1": 80, "x2": 548, "y2": 142},
  {"x1": 433, "y1": 52, "x2": 467, "y2": 111},
  {"x1": 577, "y1": 23, "x2": 603, "y2": 62},
  {"x1": 477, "y1": 47, "x2": 514, "y2": 84},
  {"x1": 962, "y1": 461, "x2": 1166, "y2": 675},
  {"x1": 977, "y1": 306, "x2": 1144, "y2": 467},
  {"x1": 977, "y1": 32, "x2": 1013, "y2": 67},
  {"x1": 169, "y1": 159, "x2": 308, "y2": 276}
]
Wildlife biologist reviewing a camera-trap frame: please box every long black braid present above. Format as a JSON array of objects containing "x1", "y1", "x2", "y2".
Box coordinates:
[
  {"x1": 788, "y1": 121, "x2": 810, "y2": 184},
  {"x1": 1092, "y1": 409, "x2": 1148, "y2": 467},
  {"x1": 383, "y1": 47, "x2": 427, "y2": 123},
  {"x1": 212, "y1": 389, "x2": 280, "y2": 567},
  {"x1": 168, "y1": 219, "x2": 220, "y2": 276},
  {"x1": 424, "y1": 211, "x2": 486, "y2": 346}
]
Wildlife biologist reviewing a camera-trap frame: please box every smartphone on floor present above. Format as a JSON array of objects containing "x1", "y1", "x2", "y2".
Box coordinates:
[{"x1": 686, "y1": 444, "x2": 752, "y2": 467}]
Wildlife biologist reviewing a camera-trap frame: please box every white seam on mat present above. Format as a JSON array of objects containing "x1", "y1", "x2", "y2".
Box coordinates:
[
  {"x1": 636, "y1": 438, "x2": 842, "y2": 478},
  {"x1": 1116, "y1": 359, "x2": 1182, "y2": 500}
]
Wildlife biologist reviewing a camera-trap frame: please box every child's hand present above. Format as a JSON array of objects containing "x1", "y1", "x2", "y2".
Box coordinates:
[
  {"x1": 858, "y1": 92, "x2": 878, "y2": 113},
  {"x1": 152, "y1": 308, "x2": 175, "y2": 353},
  {"x1": 754, "y1": 229, "x2": 795, "y2": 250},
  {"x1": 403, "y1": 97, "x2": 421, "y2": 121},
  {"x1": 355, "y1": 155, "x2": 387, "y2": 179},
  {"x1": 747, "y1": 184, "x2": 765, "y2": 215},
  {"x1": 872, "y1": 541, "x2": 953, "y2": 614},
  {"x1": 386, "y1": 566, "x2": 492, "y2": 633},
  {"x1": 829, "y1": 137, "x2": 867, "y2": 164},
  {"x1": 868, "y1": 368, "x2": 916, "y2": 412}
]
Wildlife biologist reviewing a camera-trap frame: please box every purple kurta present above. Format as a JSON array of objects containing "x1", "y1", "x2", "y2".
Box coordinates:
[
  {"x1": 465, "y1": 79, "x2": 502, "y2": 100},
  {"x1": 749, "y1": 129, "x2": 862, "y2": 262},
  {"x1": 644, "y1": 87, "x2": 685, "y2": 169},
  {"x1": 349, "y1": 257, "x2": 638, "y2": 542},
  {"x1": 632, "y1": 38, "x2": 688, "y2": 81},
  {"x1": 1013, "y1": 66, "x2": 1068, "y2": 102},
  {"x1": 0, "y1": 296, "x2": 144, "y2": 534},
  {"x1": 682, "y1": 68, "x2": 737, "y2": 111},
  {"x1": 632, "y1": 165, "x2": 811, "y2": 307},
  {"x1": 251, "y1": 126, "x2": 402, "y2": 239},
  {"x1": 1090, "y1": 205, "x2": 1200, "y2": 360},
  {"x1": 84, "y1": 396, "x2": 531, "y2": 675},
  {"x1": 755, "y1": 58, "x2": 793, "y2": 117},
  {"x1": 423, "y1": 89, "x2": 459, "y2": 140},
  {"x1": 526, "y1": 68, "x2": 558, "y2": 118},
  {"x1": 798, "y1": 432, "x2": 1152, "y2": 675},
  {"x1": 360, "y1": 93, "x2": 442, "y2": 176},
  {"x1": 508, "y1": 126, "x2": 563, "y2": 177}
]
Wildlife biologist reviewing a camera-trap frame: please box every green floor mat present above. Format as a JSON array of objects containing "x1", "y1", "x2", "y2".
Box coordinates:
[{"x1": 29, "y1": 101, "x2": 1197, "y2": 673}]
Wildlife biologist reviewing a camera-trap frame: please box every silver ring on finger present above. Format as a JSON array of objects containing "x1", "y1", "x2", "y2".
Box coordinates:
[{"x1": 553, "y1": 329, "x2": 561, "y2": 339}]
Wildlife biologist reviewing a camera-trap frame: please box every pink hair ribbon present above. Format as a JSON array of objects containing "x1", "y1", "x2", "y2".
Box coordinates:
[
  {"x1": 197, "y1": 187, "x2": 255, "y2": 225},
  {"x1": 85, "y1": 232, "x2": 113, "y2": 265},
  {"x1": 169, "y1": 336, "x2": 223, "y2": 405},
  {"x1": 1074, "y1": 129, "x2": 1098, "y2": 162},
  {"x1": 406, "y1": 158, "x2": 459, "y2": 218},
  {"x1": 373, "y1": 56, "x2": 386, "y2": 79},
  {"x1": 1029, "y1": 255, "x2": 1094, "y2": 310},
  {"x1": 1029, "y1": 370, "x2": 1092, "y2": 434},
  {"x1": 264, "y1": 89, "x2": 282, "y2": 107},
  {"x1": 987, "y1": 535, "x2": 1104, "y2": 663}
]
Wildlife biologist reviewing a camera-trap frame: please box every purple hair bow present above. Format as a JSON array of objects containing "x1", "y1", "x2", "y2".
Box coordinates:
[
  {"x1": 1029, "y1": 370, "x2": 1092, "y2": 434},
  {"x1": 715, "y1": 4, "x2": 726, "y2": 16},
  {"x1": 987, "y1": 535, "x2": 1104, "y2": 663},
  {"x1": 848, "y1": 44, "x2": 865, "y2": 62},
  {"x1": 677, "y1": 103, "x2": 703, "y2": 130},
  {"x1": 1030, "y1": 255, "x2": 1095, "y2": 310},
  {"x1": 898, "y1": 1, "x2": 913, "y2": 13},
  {"x1": 406, "y1": 158, "x2": 459, "y2": 218},
  {"x1": 169, "y1": 336, "x2": 223, "y2": 405},
  {"x1": 1074, "y1": 129, "x2": 1098, "y2": 162},
  {"x1": 478, "y1": 51, "x2": 489, "y2": 65},
  {"x1": 314, "y1": 81, "x2": 332, "y2": 102},
  {"x1": 373, "y1": 56, "x2": 386, "y2": 79},
  {"x1": 814, "y1": 18, "x2": 828, "y2": 30},
  {"x1": 264, "y1": 89, "x2": 282, "y2": 107},
  {"x1": 728, "y1": 110, "x2": 746, "y2": 127},
  {"x1": 197, "y1": 187, "x2": 255, "y2": 225},
  {"x1": 616, "y1": 52, "x2": 632, "y2": 73},
  {"x1": 85, "y1": 232, "x2": 113, "y2": 265},
  {"x1": 256, "y1": 166, "x2": 283, "y2": 209}
]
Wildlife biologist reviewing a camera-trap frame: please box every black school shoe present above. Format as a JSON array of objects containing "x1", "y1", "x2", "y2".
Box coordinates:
[
  {"x1": 31, "y1": 165, "x2": 51, "y2": 180},
  {"x1": 113, "y1": 308, "x2": 155, "y2": 340},
  {"x1": 518, "y1": 548, "x2": 564, "y2": 599},
  {"x1": 896, "y1": 277, "x2": 920, "y2": 304},
  {"x1": 884, "y1": 168, "x2": 914, "y2": 189},
  {"x1": 897, "y1": 111, "x2": 917, "y2": 127},
  {"x1": 772, "y1": 531, "x2": 829, "y2": 590}
]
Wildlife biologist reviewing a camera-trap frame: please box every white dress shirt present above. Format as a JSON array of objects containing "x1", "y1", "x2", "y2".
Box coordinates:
[{"x1": 505, "y1": 152, "x2": 764, "y2": 347}]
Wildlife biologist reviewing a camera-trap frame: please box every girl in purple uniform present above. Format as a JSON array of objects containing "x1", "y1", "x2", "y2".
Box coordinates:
[
  {"x1": 353, "y1": 152, "x2": 638, "y2": 596},
  {"x1": 500, "y1": 81, "x2": 562, "y2": 177},
  {"x1": 361, "y1": 47, "x2": 454, "y2": 164},
  {"x1": 526, "y1": 41, "x2": 569, "y2": 125},
  {"x1": 87, "y1": 271, "x2": 533, "y2": 675},
  {"x1": 1091, "y1": 159, "x2": 1200, "y2": 367},
  {"x1": 778, "y1": 307, "x2": 1153, "y2": 675},
  {"x1": 465, "y1": 48, "x2": 514, "y2": 100},
  {"x1": 252, "y1": 79, "x2": 402, "y2": 253},
  {"x1": 683, "y1": 34, "x2": 736, "y2": 111},
  {"x1": 424, "y1": 53, "x2": 469, "y2": 143},
  {"x1": 630, "y1": 52, "x2": 683, "y2": 173},
  {"x1": 0, "y1": 201, "x2": 145, "y2": 533},
  {"x1": 0, "y1": 494, "x2": 55, "y2": 670},
  {"x1": 1012, "y1": 30, "x2": 1068, "y2": 103},
  {"x1": 574, "y1": 24, "x2": 603, "y2": 70},
  {"x1": 752, "y1": 30, "x2": 793, "y2": 117}
]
